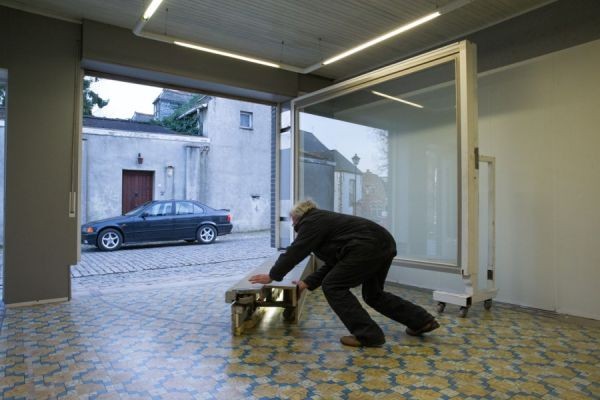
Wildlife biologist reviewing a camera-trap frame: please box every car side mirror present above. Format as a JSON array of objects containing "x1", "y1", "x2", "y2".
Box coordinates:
[{"x1": 141, "y1": 212, "x2": 149, "y2": 218}]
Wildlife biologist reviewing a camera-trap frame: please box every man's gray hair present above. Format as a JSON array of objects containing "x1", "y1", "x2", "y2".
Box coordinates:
[{"x1": 290, "y1": 199, "x2": 317, "y2": 220}]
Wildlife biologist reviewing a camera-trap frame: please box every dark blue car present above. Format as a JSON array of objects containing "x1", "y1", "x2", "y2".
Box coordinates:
[{"x1": 81, "y1": 200, "x2": 233, "y2": 251}]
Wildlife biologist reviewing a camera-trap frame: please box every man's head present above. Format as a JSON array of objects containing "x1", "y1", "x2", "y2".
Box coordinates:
[{"x1": 289, "y1": 199, "x2": 317, "y2": 226}]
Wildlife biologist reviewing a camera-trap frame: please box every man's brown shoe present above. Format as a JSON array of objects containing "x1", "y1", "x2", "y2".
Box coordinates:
[
  {"x1": 406, "y1": 319, "x2": 440, "y2": 337},
  {"x1": 340, "y1": 335, "x2": 385, "y2": 348}
]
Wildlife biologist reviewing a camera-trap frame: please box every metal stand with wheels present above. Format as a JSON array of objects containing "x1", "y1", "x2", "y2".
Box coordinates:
[{"x1": 434, "y1": 156, "x2": 497, "y2": 317}]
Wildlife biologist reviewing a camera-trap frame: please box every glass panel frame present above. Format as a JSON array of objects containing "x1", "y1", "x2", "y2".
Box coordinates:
[{"x1": 289, "y1": 41, "x2": 479, "y2": 273}]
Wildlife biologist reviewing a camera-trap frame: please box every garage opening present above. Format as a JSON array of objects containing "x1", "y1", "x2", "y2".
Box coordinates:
[{"x1": 75, "y1": 75, "x2": 277, "y2": 281}]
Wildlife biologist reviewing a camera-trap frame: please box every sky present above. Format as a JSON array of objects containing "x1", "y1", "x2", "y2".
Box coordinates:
[
  {"x1": 90, "y1": 78, "x2": 162, "y2": 119},
  {"x1": 300, "y1": 113, "x2": 387, "y2": 176},
  {"x1": 90, "y1": 77, "x2": 386, "y2": 174}
]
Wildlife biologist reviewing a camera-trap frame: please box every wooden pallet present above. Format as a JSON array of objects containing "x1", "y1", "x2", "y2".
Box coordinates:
[{"x1": 225, "y1": 255, "x2": 315, "y2": 335}]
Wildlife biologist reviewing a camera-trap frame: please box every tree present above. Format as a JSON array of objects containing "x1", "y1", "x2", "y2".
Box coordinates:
[
  {"x1": 83, "y1": 77, "x2": 109, "y2": 116},
  {"x1": 0, "y1": 85, "x2": 5, "y2": 107}
]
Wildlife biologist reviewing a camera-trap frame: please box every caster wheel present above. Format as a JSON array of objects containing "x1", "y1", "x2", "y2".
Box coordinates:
[
  {"x1": 484, "y1": 299, "x2": 492, "y2": 310},
  {"x1": 437, "y1": 302, "x2": 446, "y2": 313},
  {"x1": 282, "y1": 307, "x2": 295, "y2": 322},
  {"x1": 459, "y1": 306, "x2": 469, "y2": 318}
]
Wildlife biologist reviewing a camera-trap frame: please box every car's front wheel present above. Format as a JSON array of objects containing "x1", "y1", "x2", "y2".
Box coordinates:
[
  {"x1": 97, "y1": 228, "x2": 123, "y2": 251},
  {"x1": 197, "y1": 225, "x2": 217, "y2": 244}
]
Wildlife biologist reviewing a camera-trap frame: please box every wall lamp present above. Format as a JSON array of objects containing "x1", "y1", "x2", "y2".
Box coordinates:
[
  {"x1": 166, "y1": 165, "x2": 174, "y2": 177},
  {"x1": 132, "y1": 0, "x2": 474, "y2": 74},
  {"x1": 137, "y1": 153, "x2": 144, "y2": 164}
]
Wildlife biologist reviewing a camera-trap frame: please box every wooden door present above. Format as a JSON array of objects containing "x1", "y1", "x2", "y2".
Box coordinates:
[{"x1": 122, "y1": 170, "x2": 154, "y2": 213}]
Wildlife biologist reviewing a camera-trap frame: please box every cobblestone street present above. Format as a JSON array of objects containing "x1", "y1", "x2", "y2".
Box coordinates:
[
  {"x1": 74, "y1": 230, "x2": 277, "y2": 277},
  {"x1": 0, "y1": 231, "x2": 278, "y2": 293}
]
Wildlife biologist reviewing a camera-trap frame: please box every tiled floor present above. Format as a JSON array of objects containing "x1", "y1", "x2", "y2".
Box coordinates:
[{"x1": 1, "y1": 258, "x2": 599, "y2": 399}]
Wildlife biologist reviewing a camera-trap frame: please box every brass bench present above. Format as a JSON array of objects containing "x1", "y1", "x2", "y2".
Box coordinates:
[{"x1": 225, "y1": 255, "x2": 315, "y2": 335}]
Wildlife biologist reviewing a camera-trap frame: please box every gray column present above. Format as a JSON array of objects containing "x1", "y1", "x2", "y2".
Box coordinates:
[{"x1": 185, "y1": 145, "x2": 209, "y2": 202}]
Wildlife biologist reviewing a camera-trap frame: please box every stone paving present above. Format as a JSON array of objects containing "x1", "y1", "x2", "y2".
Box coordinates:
[
  {"x1": 0, "y1": 231, "x2": 278, "y2": 294},
  {"x1": 73, "y1": 230, "x2": 277, "y2": 277}
]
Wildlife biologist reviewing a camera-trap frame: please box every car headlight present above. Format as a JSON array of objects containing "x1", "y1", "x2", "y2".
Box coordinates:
[{"x1": 85, "y1": 227, "x2": 95, "y2": 233}]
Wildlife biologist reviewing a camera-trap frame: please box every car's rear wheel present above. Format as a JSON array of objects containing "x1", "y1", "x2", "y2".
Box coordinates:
[
  {"x1": 97, "y1": 228, "x2": 123, "y2": 251},
  {"x1": 197, "y1": 225, "x2": 217, "y2": 244}
]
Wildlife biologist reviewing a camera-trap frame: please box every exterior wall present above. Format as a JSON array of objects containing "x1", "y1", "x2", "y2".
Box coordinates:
[
  {"x1": 333, "y1": 171, "x2": 362, "y2": 215},
  {"x1": 82, "y1": 128, "x2": 209, "y2": 223},
  {"x1": 203, "y1": 97, "x2": 271, "y2": 232},
  {"x1": 388, "y1": 39, "x2": 600, "y2": 320},
  {"x1": 82, "y1": 97, "x2": 271, "y2": 232},
  {"x1": 300, "y1": 158, "x2": 335, "y2": 211},
  {"x1": 154, "y1": 99, "x2": 187, "y2": 121}
]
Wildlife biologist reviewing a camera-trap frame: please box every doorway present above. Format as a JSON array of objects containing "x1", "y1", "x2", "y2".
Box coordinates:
[{"x1": 122, "y1": 170, "x2": 154, "y2": 213}]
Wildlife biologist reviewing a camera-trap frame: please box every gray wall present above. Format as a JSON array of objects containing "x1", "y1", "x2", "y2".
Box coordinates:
[
  {"x1": 300, "y1": 159, "x2": 335, "y2": 211},
  {"x1": 0, "y1": 8, "x2": 80, "y2": 304},
  {"x1": 203, "y1": 98, "x2": 271, "y2": 231},
  {"x1": 82, "y1": 129, "x2": 209, "y2": 223}
]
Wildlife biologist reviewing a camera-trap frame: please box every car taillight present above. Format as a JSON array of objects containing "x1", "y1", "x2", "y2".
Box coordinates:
[{"x1": 227, "y1": 214, "x2": 232, "y2": 222}]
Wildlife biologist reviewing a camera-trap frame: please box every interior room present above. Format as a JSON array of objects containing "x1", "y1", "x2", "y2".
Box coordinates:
[{"x1": 0, "y1": 0, "x2": 598, "y2": 398}]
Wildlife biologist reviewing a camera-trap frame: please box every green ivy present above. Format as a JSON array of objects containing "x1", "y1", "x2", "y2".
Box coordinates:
[{"x1": 160, "y1": 94, "x2": 204, "y2": 135}]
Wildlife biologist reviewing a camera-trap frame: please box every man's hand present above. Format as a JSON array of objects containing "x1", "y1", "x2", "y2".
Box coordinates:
[
  {"x1": 249, "y1": 274, "x2": 272, "y2": 284},
  {"x1": 292, "y1": 280, "x2": 308, "y2": 294}
]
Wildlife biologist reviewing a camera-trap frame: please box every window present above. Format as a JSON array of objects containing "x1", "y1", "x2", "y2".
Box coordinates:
[
  {"x1": 297, "y1": 60, "x2": 460, "y2": 266},
  {"x1": 240, "y1": 111, "x2": 253, "y2": 129},
  {"x1": 176, "y1": 202, "x2": 195, "y2": 215},
  {"x1": 146, "y1": 202, "x2": 172, "y2": 216},
  {"x1": 193, "y1": 204, "x2": 205, "y2": 214}
]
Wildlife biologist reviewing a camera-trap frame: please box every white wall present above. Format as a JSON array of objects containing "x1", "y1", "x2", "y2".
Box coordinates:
[
  {"x1": 204, "y1": 98, "x2": 271, "y2": 232},
  {"x1": 389, "y1": 39, "x2": 600, "y2": 320},
  {"x1": 82, "y1": 129, "x2": 209, "y2": 223}
]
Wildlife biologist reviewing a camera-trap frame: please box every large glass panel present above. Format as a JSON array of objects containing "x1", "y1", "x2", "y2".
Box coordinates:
[
  {"x1": 297, "y1": 61, "x2": 458, "y2": 265},
  {"x1": 0, "y1": 68, "x2": 6, "y2": 297},
  {"x1": 279, "y1": 105, "x2": 292, "y2": 247}
]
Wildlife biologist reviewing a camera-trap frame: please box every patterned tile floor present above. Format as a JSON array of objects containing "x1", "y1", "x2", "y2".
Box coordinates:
[{"x1": 1, "y1": 258, "x2": 599, "y2": 399}]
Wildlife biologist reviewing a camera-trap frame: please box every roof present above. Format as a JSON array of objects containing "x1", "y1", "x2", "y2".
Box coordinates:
[
  {"x1": 83, "y1": 116, "x2": 177, "y2": 134},
  {"x1": 131, "y1": 112, "x2": 153, "y2": 122},
  {"x1": 152, "y1": 89, "x2": 195, "y2": 105},
  {"x1": 300, "y1": 130, "x2": 334, "y2": 161},
  {"x1": 329, "y1": 149, "x2": 362, "y2": 174}
]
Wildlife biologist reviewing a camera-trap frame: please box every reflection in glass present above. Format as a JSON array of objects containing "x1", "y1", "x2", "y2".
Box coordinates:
[{"x1": 297, "y1": 61, "x2": 458, "y2": 265}]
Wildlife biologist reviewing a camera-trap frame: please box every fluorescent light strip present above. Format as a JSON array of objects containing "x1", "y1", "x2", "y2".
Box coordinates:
[
  {"x1": 371, "y1": 90, "x2": 423, "y2": 109},
  {"x1": 323, "y1": 11, "x2": 441, "y2": 66},
  {"x1": 143, "y1": 0, "x2": 164, "y2": 20},
  {"x1": 175, "y1": 41, "x2": 281, "y2": 69}
]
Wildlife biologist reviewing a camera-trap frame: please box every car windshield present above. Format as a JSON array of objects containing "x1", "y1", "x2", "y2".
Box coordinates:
[{"x1": 124, "y1": 202, "x2": 151, "y2": 216}]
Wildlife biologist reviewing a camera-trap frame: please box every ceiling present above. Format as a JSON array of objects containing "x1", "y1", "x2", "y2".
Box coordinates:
[{"x1": 0, "y1": 0, "x2": 566, "y2": 80}]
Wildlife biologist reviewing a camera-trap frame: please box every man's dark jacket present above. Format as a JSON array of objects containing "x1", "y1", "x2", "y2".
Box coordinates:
[{"x1": 269, "y1": 208, "x2": 396, "y2": 289}]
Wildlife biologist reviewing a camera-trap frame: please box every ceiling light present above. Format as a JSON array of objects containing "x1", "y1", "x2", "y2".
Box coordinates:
[
  {"x1": 371, "y1": 90, "x2": 423, "y2": 109},
  {"x1": 143, "y1": 0, "x2": 164, "y2": 20},
  {"x1": 322, "y1": 12, "x2": 441, "y2": 66},
  {"x1": 174, "y1": 41, "x2": 281, "y2": 69}
]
